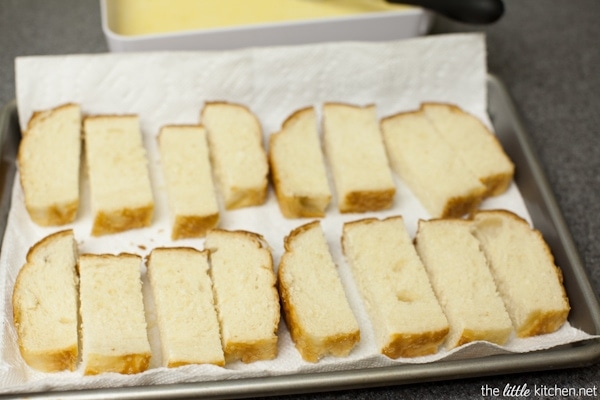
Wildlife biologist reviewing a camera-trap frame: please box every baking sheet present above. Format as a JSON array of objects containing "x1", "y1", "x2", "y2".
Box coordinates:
[{"x1": 1, "y1": 34, "x2": 599, "y2": 397}]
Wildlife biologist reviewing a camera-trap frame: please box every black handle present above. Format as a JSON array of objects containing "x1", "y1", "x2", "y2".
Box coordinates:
[{"x1": 388, "y1": 0, "x2": 505, "y2": 24}]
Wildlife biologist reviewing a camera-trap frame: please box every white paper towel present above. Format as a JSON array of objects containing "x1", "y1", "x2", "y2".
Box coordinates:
[{"x1": 1, "y1": 33, "x2": 595, "y2": 394}]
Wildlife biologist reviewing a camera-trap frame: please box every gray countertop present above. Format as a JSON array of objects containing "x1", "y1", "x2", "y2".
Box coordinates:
[{"x1": 1, "y1": 1, "x2": 598, "y2": 399}]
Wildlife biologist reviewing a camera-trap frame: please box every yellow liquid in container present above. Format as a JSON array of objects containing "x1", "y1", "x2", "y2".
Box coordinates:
[{"x1": 109, "y1": 0, "x2": 410, "y2": 36}]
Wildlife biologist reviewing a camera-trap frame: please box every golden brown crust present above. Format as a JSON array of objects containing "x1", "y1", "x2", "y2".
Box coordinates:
[
  {"x1": 146, "y1": 246, "x2": 210, "y2": 264},
  {"x1": 420, "y1": 102, "x2": 515, "y2": 197},
  {"x1": 23, "y1": 200, "x2": 79, "y2": 227},
  {"x1": 340, "y1": 188, "x2": 395, "y2": 214},
  {"x1": 224, "y1": 185, "x2": 267, "y2": 210},
  {"x1": 207, "y1": 229, "x2": 279, "y2": 363},
  {"x1": 480, "y1": 172, "x2": 514, "y2": 197},
  {"x1": 83, "y1": 114, "x2": 138, "y2": 122},
  {"x1": 91, "y1": 204, "x2": 154, "y2": 236},
  {"x1": 277, "y1": 267, "x2": 359, "y2": 363},
  {"x1": 269, "y1": 119, "x2": 331, "y2": 218},
  {"x1": 18, "y1": 346, "x2": 78, "y2": 373},
  {"x1": 84, "y1": 352, "x2": 151, "y2": 375},
  {"x1": 279, "y1": 222, "x2": 360, "y2": 362},
  {"x1": 517, "y1": 309, "x2": 570, "y2": 337},
  {"x1": 272, "y1": 189, "x2": 329, "y2": 218},
  {"x1": 24, "y1": 103, "x2": 80, "y2": 134},
  {"x1": 12, "y1": 230, "x2": 78, "y2": 372},
  {"x1": 201, "y1": 102, "x2": 270, "y2": 210},
  {"x1": 207, "y1": 228, "x2": 271, "y2": 251},
  {"x1": 270, "y1": 157, "x2": 329, "y2": 218},
  {"x1": 172, "y1": 213, "x2": 219, "y2": 240},
  {"x1": 441, "y1": 187, "x2": 486, "y2": 218},
  {"x1": 167, "y1": 357, "x2": 225, "y2": 369},
  {"x1": 470, "y1": 209, "x2": 571, "y2": 335},
  {"x1": 382, "y1": 328, "x2": 450, "y2": 358},
  {"x1": 18, "y1": 104, "x2": 81, "y2": 226},
  {"x1": 202, "y1": 100, "x2": 264, "y2": 141},
  {"x1": 223, "y1": 339, "x2": 278, "y2": 364}
]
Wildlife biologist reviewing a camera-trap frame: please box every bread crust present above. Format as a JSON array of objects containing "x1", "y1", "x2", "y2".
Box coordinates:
[
  {"x1": 206, "y1": 229, "x2": 280, "y2": 363},
  {"x1": 420, "y1": 102, "x2": 515, "y2": 197},
  {"x1": 201, "y1": 101, "x2": 268, "y2": 210},
  {"x1": 84, "y1": 353, "x2": 151, "y2": 376},
  {"x1": 441, "y1": 188, "x2": 485, "y2": 218},
  {"x1": 382, "y1": 329, "x2": 450, "y2": 358},
  {"x1": 23, "y1": 201, "x2": 79, "y2": 227},
  {"x1": 278, "y1": 221, "x2": 360, "y2": 362},
  {"x1": 278, "y1": 276, "x2": 360, "y2": 362},
  {"x1": 323, "y1": 103, "x2": 396, "y2": 214},
  {"x1": 172, "y1": 213, "x2": 219, "y2": 240},
  {"x1": 470, "y1": 209, "x2": 571, "y2": 337},
  {"x1": 342, "y1": 217, "x2": 451, "y2": 358},
  {"x1": 341, "y1": 188, "x2": 395, "y2": 213},
  {"x1": 381, "y1": 109, "x2": 486, "y2": 218},
  {"x1": 78, "y1": 253, "x2": 151, "y2": 375},
  {"x1": 91, "y1": 204, "x2": 154, "y2": 236},
  {"x1": 12, "y1": 230, "x2": 78, "y2": 372},
  {"x1": 269, "y1": 107, "x2": 331, "y2": 218},
  {"x1": 146, "y1": 247, "x2": 225, "y2": 368},
  {"x1": 18, "y1": 103, "x2": 81, "y2": 226}
]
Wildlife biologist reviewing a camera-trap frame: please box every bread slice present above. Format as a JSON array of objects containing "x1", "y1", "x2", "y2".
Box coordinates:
[
  {"x1": 158, "y1": 125, "x2": 219, "y2": 239},
  {"x1": 414, "y1": 218, "x2": 513, "y2": 348},
  {"x1": 200, "y1": 102, "x2": 268, "y2": 210},
  {"x1": 12, "y1": 230, "x2": 79, "y2": 372},
  {"x1": 421, "y1": 103, "x2": 514, "y2": 196},
  {"x1": 471, "y1": 210, "x2": 570, "y2": 337},
  {"x1": 278, "y1": 221, "x2": 360, "y2": 362},
  {"x1": 322, "y1": 103, "x2": 395, "y2": 213},
  {"x1": 147, "y1": 247, "x2": 225, "y2": 367},
  {"x1": 342, "y1": 217, "x2": 449, "y2": 358},
  {"x1": 381, "y1": 110, "x2": 486, "y2": 218},
  {"x1": 78, "y1": 253, "x2": 151, "y2": 375},
  {"x1": 204, "y1": 229, "x2": 279, "y2": 363},
  {"x1": 269, "y1": 107, "x2": 332, "y2": 218},
  {"x1": 83, "y1": 115, "x2": 154, "y2": 236},
  {"x1": 18, "y1": 103, "x2": 81, "y2": 226}
]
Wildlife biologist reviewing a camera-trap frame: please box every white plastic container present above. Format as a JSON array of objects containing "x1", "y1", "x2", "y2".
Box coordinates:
[{"x1": 100, "y1": 0, "x2": 433, "y2": 52}]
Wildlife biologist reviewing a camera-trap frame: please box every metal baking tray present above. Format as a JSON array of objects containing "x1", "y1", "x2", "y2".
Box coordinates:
[{"x1": 0, "y1": 74, "x2": 598, "y2": 399}]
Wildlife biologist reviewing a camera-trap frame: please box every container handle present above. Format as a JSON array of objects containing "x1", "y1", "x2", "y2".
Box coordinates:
[{"x1": 388, "y1": 0, "x2": 504, "y2": 24}]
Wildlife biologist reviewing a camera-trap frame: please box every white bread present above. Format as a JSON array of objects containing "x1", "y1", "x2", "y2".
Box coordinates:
[
  {"x1": 18, "y1": 103, "x2": 81, "y2": 226},
  {"x1": 414, "y1": 218, "x2": 513, "y2": 348},
  {"x1": 278, "y1": 221, "x2": 360, "y2": 362},
  {"x1": 78, "y1": 253, "x2": 151, "y2": 375},
  {"x1": 269, "y1": 107, "x2": 332, "y2": 218},
  {"x1": 322, "y1": 103, "x2": 395, "y2": 213},
  {"x1": 204, "y1": 229, "x2": 279, "y2": 363},
  {"x1": 342, "y1": 217, "x2": 449, "y2": 358},
  {"x1": 147, "y1": 247, "x2": 225, "y2": 367},
  {"x1": 158, "y1": 125, "x2": 219, "y2": 239},
  {"x1": 12, "y1": 230, "x2": 79, "y2": 372},
  {"x1": 421, "y1": 103, "x2": 514, "y2": 197},
  {"x1": 83, "y1": 115, "x2": 154, "y2": 236},
  {"x1": 471, "y1": 210, "x2": 570, "y2": 337},
  {"x1": 381, "y1": 110, "x2": 486, "y2": 218},
  {"x1": 200, "y1": 102, "x2": 269, "y2": 210}
]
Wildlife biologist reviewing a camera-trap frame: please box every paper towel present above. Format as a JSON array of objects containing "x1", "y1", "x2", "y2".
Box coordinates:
[{"x1": 0, "y1": 33, "x2": 594, "y2": 394}]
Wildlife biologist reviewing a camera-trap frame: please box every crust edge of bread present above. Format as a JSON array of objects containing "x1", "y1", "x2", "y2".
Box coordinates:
[
  {"x1": 18, "y1": 103, "x2": 81, "y2": 227},
  {"x1": 12, "y1": 229, "x2": 78, "y2": 372},
  {"x1": 470, "y1": 209, "x2": 571, "y2": 337},
  {"x1": 278, "y1": 221, "x2": 360, "y2": 363}
]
